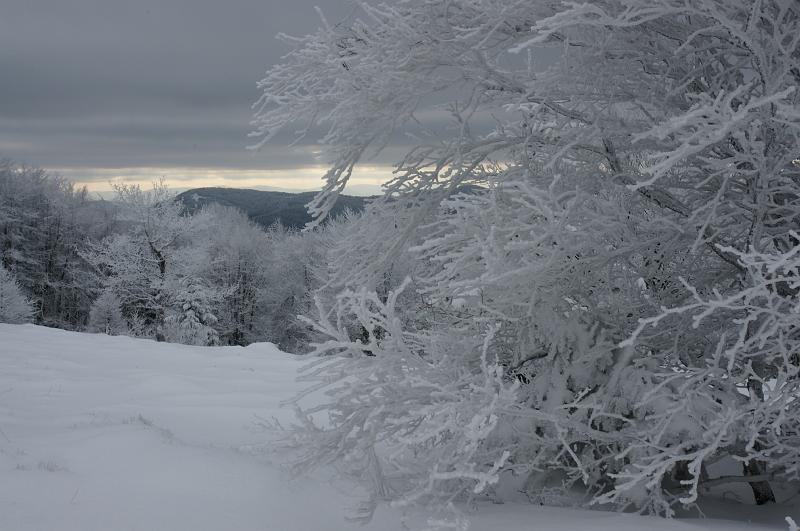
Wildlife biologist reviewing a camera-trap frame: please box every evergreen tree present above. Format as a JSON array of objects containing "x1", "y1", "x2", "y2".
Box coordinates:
[{"x1": 164, "y1": 277, "x2": 220, "y2": 346}]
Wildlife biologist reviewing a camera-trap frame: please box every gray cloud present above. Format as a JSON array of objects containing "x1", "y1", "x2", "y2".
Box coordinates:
[{"x1": 0, "y1": 0, "x2": 373, "y2": 181}]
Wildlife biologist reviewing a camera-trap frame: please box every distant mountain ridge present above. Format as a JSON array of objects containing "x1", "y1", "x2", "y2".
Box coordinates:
[{"x1": 176, "y1": 187, "x2": 369, "y2": 229}]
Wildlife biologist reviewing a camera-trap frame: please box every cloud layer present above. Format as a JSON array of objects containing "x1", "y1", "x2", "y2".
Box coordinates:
[{"x1": 0, "y1": 0, "x2": 388, "y2": 189}]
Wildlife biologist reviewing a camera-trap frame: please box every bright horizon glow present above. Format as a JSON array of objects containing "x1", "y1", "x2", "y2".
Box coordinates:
[{"x1": 58, "y1": 165, "x2": 393, "y2": 196}]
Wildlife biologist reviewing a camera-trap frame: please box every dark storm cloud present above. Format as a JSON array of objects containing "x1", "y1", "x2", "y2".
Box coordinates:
[{"x1": 0, "y1": 0, "x2": 374, "y2": 180}]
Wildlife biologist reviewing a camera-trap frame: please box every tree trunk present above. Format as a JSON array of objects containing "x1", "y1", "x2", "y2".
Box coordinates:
[{"x1": 743, "y1": 459, "x2": 775, "y2": 505}]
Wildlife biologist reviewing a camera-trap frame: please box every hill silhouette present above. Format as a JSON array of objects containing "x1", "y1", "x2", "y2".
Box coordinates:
[{"x1": 176, "y1": 187, "x2": 368, "y2": 229}]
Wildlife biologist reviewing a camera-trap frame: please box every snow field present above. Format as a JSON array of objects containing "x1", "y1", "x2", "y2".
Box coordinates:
[{"x1": 0, "y1": 324, "x2": 794, "y2": 530}]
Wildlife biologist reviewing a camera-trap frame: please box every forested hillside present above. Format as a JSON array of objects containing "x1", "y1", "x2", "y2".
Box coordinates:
[{"x1": 176, "y1": 187, "x2": 368, "y2": 229}]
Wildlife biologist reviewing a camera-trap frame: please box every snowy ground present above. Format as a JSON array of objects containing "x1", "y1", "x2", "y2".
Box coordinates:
[{"x1": 0, "y1": 324, "x2": 795, "y2": 530}]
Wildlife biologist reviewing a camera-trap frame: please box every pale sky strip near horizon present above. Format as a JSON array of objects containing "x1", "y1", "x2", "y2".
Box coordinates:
[
  {"x1": 0, "y1": 0, "x2": 396, "y2": 194},
  {"x1": 62, "y1": 164, "x2": 394, "y2": 197}
]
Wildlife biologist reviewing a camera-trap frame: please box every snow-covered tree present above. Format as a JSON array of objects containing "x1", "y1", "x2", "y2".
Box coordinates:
[
  {"x1": 87, "y1": 289, "x2": 126, "y2": 335},
  {"x1": 0, "y1": 160, "x2": 97, "y2": 328},
  {"x1": 189, "y1": 204, "x2": 272, "y2": 346},
  {"x1": 260, "y1": 223, "x2": 329, "y2": 352},
  {"x1": 254, "y1": 0, "x2": 800, "y2": 522},
  {"x1": 83, "y1": 180, "x2": 190, "y2": 339},
  {"x1": 164, "y1": 277, "x2": 220, "y2": 346},
  {"x1": 0, "y1": 265, "x2": 33, "y2": 324}
]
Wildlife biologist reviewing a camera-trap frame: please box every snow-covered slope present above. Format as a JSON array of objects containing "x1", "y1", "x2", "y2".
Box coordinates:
[{"x1": 0, "y1": 324, "x2": 794, "y2": 530}]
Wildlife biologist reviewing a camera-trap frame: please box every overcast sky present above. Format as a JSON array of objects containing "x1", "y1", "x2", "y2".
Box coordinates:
[{"x1": 0, "y1": 0, "x2": 393, "y2": 193}]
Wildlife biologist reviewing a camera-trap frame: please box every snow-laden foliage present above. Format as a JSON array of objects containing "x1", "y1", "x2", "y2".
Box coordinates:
[
  {"x1": 0, "y1": 265, "x2": 33, "y2": 324},
  {"x1": 254, "y1": 0, "x2": 800, "y2": 521},
  {"x1": 87, "y1": 289, "x2": 127, "y2": 335},
  {"x1": 290, "y1": 281, "x2": 517, "y2": 524}
]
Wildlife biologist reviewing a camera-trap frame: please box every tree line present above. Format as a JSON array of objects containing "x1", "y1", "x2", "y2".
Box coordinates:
[{"x1": 0, "y1": 163, "x2": 329, "y2": 352}]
